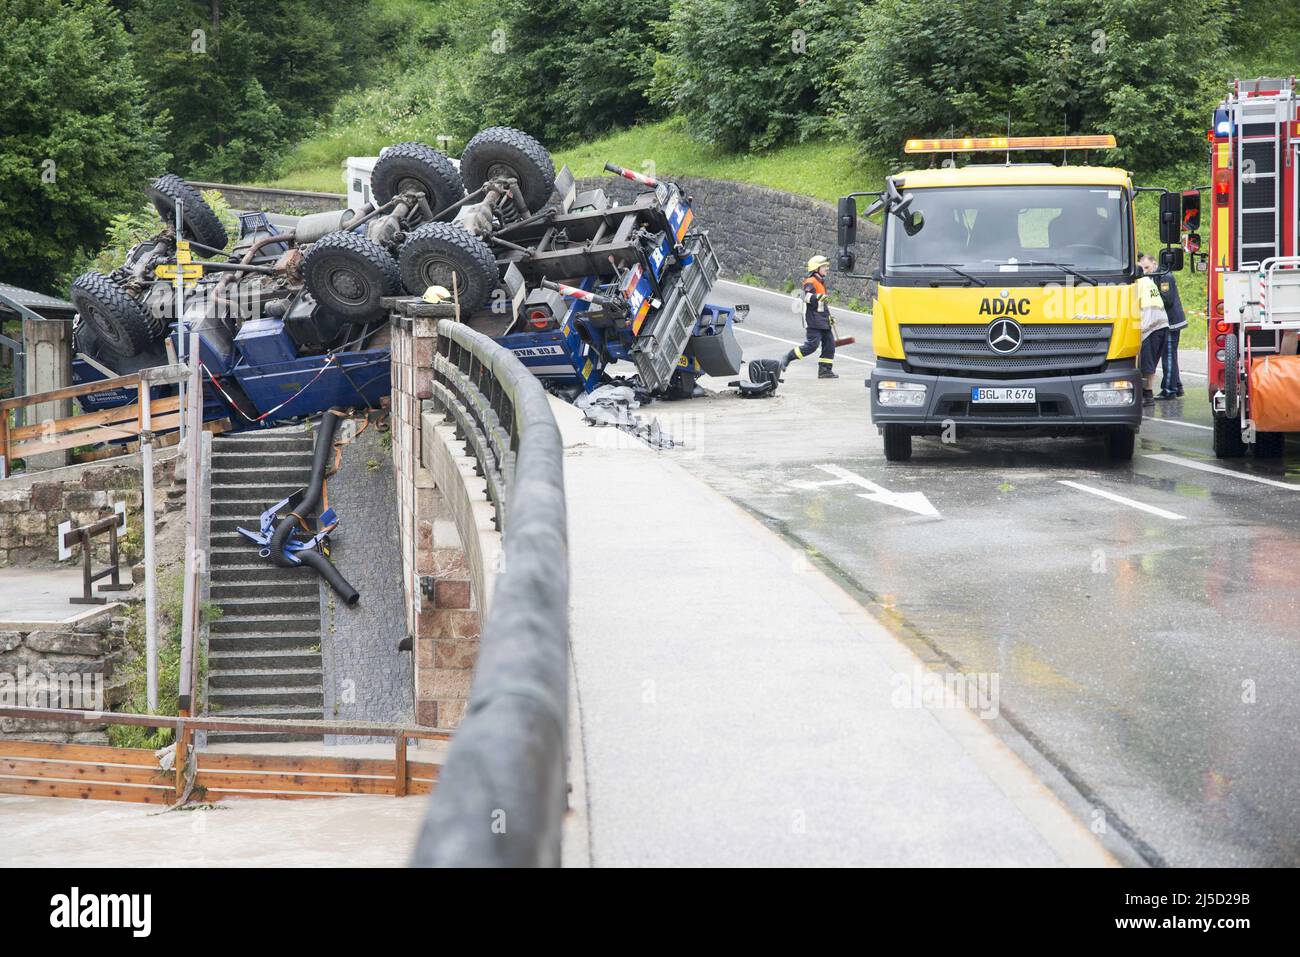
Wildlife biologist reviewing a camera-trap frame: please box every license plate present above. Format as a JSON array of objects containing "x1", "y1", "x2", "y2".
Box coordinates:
[{"x1": 971, "y1": 387, "x2": 1036, "y2": 404}]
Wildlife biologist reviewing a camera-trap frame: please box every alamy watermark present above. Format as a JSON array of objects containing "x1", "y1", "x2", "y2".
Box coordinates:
[
  {"x1": 891, "y1": 665, "x2": 1000, "y2": 719},
  {"x1": 0, "y1": 667, "x2": 104, "y2": 710}
]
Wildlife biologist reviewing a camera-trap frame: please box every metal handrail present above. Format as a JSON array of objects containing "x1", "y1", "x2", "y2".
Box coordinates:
[{"x1": 412, "y1": 319, "x2": 570, "y2": 867}]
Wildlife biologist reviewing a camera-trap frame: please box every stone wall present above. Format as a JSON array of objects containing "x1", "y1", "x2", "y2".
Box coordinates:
[
  {"x1": 187, "y1": 182, "x2": 347, "y2": 216},
  {"x1": 0, "y1": 608, "x2": 131, "y2": 743},
  {"x1": 0, "y1": 457, "x2": 176, "y2": 568},
  {"x1": 389, "y1": 311, "x2": 502, "y2": 731},
  {"x1": 577, "y1": 175, "x2": 882, "y2": 304}
]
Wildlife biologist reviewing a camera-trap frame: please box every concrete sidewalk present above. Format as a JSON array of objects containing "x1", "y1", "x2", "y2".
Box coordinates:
[{"x1": 554, "y1": 399, "x2": 1115, "y2": 867}]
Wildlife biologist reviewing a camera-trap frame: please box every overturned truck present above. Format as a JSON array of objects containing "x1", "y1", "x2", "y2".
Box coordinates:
[{"x1": 69, "y1": 126, "x2": 745, "y2": 426}]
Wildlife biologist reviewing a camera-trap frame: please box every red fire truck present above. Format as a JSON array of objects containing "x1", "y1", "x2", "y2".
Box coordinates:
[{"x1": 1202, "y1": 77, "x2": 1300, "y2": 458}]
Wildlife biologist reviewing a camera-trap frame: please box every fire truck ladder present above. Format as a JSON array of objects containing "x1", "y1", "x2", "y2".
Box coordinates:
[{"x1": 1231, "y1": 78, "x2": 1298, "y2": 267}]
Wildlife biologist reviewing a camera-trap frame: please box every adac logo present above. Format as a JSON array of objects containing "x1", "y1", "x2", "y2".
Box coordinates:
[{"x1": 978, "y1": 291, "x2": 1031, "y2": 317}]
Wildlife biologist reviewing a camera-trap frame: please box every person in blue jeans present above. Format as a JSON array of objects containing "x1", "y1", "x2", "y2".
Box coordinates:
[{"x1": 1140, "y1": 253, "x2": 1188, "y2": 398}]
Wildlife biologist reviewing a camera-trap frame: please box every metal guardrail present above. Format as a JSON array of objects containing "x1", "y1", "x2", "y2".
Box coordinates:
[{"x1": 412, "y1": 319, "x2": 570, "y2": 867}]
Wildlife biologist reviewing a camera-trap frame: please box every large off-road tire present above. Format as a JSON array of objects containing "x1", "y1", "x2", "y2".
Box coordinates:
[
  {"x1": 1212, "y1": 413, "x2": 1247, "y2": 458},
  {"x1": 69, "y1": 272, "x2": 160, "y2": 360},
  {"x1": 398, "y1": 222, "x2": 499, "y2": 311},
  {"x1": 147, "y1": 173, "x2": 229, "y2": 250},
  {"x1": 370, "y1": 142, "x2": 464, "y2": 212},
  {"x1": 1253, "y1": 430, "x2": 1285, "y2": 458},
  {"x1": 1105, "y1": 426, "x2": 1136, "y2": 462},
  {"x1": 302, "y1": 231, "x2": 401, "y2": 321},
  {"x1": 460, "y1": 126, "x2": 556, "y2": 213},
  {"x1": 882, "y1": 424, "x2": 913, "y2": 462}
]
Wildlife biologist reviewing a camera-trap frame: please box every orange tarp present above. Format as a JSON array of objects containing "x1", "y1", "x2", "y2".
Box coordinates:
[{"x1": 1251, "y1": 355, "x2": 1300, "y2": 433}]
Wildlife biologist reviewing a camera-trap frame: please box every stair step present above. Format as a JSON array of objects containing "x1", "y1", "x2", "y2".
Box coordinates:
[
  {"x1": 211, "y1": 485, "x2": 304, "y2": 502},
  {"x1": 209, "y1": 634, "x2": 320, "y2": 653},
  {"x1": 208, "y1": 565, "x2": 319, "y2": 583},
  {"x1": 209, "y1": 650, "x2": 322, "y2": 670},
  {"x1": 211, "y1": 502, "x2": 272, "y2": 519},
  {"x1": 212, "y1": 597, "x2": 319, "y2": 617},
  {"x1": 208, "y1": 668, "x2": 322, "y2": 689},
  {"x1": 212, "y1": 614, "x2": 320, "y2": 634},
  {"x1": 213, "y1": 468, "x2": 312, "y2": 487},
  {"x1": 209, "y1": 687, "x2": 324, "y2": 708},
  {"x1": 210, "y1": 581, "x2": 319, "y2": 600},
  {"x1": 212, "y1": 450, "x2": 313, "y2": 462}
]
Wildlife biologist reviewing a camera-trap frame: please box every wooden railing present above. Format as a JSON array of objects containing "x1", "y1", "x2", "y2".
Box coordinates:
[
  {"x1": 0, "y1": 706, "x2": 452, "y2": 804},
  {"x1": 0, "y1": 366, "x2": 190, "y2": 474}
]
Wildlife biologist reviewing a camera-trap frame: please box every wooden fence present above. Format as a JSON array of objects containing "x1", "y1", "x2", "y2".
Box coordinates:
[
  {"x1": 0, "y1": 707, "x2": 450, "y2": 805},
  {"x1": 0, "y1": 365, "x2": 200, "y2": 470}
]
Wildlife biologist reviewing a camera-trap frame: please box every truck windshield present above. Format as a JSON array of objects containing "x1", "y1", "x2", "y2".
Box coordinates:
[{"x1": 885, "y1": 185, "x2": 1130, "y2": 280}]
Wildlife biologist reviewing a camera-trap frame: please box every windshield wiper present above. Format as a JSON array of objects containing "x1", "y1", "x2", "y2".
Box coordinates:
[
  {"x1": 984, "y1": 259, "x2": 1099, "y2": 286},
  {"x1": 894, "y1": 262, "x2": 987, "y2": 287}
]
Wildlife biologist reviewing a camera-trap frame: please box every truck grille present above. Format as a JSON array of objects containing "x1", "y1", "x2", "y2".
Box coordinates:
[{"x1": 900, "y1": 323, "x2": 1113, "y2": 376}]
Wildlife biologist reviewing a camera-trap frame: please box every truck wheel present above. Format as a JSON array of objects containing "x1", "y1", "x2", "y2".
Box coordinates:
[
  {"x1": 882, "y1": 424, "x2": 912, "y2": 462},
  {"x1": 1212, "y1": 413, "x2": 1247, "y2": 458},
  {"x1": 1223, "y1": 332, "x2": 1240, "y2": 416},
  {"x1": 398, "y1": 222, "x2": 499, "y2": 311},
  {"x1": 302, "y1": 231, "x2": 401, "y2": 321},
  {"x1": 370, "y1": 142, "x2": 464, "y2": 213},
  {"x1": 460, "y1": 126, "x2": 556, "y2": 213},
  {"x1": 147, "y1": 173, "x2": 229, "y2": 250},
  {"x1": 69, "y1": 272, "x2": 159, "y2": 360},
  {"x1": 1104, "y1": 426, "x2": 1136, "y2": 462},
  {"x1": 1253, "y1": 430, "x2": 1285, "y2": 458}
]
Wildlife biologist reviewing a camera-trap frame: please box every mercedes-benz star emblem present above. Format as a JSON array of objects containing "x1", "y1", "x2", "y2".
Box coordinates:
[{"x1": 987, "y1": 318, "x2": 1023, "y2": 355}]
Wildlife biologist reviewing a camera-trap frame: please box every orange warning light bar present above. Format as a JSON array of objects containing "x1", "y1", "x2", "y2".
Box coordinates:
[{"x1": 903, "y1": 135, "x2": 1117, "y2": 153}]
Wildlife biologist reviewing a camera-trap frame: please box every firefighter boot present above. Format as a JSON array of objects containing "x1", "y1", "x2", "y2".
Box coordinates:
[
  {"x1": 818, "y1": 362, "x2": 839, "y2": 379},
  {"x1": 781, "y1": 349, "x2": 798, "y2": 370}
]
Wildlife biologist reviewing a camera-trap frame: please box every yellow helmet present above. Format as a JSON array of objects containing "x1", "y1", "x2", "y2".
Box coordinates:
[{"x1": 807, "y1": 255, "x2": 830, "y2": 273}]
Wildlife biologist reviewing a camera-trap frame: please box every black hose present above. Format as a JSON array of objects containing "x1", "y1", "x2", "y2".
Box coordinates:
[
  {"x1": 268, "y1": 408, "x2": 360, "y2": 605},
  {"x1": 296, "y1": 548, "x2": 360, "y2": 607}
]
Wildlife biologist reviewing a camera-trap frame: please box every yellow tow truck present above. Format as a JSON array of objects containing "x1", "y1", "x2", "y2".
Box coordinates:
[{"x1": 836, "y1": 135, "x2": 1185, "y2": 462}]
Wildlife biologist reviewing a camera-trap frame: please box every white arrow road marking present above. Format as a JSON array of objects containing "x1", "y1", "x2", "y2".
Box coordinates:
[
  {"x1": 1057, "y1": 480, "x2": 1186, "y2": 520},
  {"x1": 733, "y1": 328, "x2": 875, "y2": 365},
  {"x1": 1145, "y1": 453, "x2": 1300, "y2": 490},
  {"x1": 799, "y1": 463, "x2": 941, "y2": 517}
]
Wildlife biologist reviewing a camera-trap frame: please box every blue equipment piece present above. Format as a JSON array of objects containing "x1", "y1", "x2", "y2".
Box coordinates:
[{"x1": 235, "y1": 489, "x2": 339, "y2": 565}]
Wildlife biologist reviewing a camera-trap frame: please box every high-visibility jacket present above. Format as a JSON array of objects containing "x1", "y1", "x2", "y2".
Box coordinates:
[
  {"x1": 1137, "y1": 274, "x2": 1168, "y2": 339},
  {"x1": 803, "y1": 274, "x2": 831, "y2": 330}
]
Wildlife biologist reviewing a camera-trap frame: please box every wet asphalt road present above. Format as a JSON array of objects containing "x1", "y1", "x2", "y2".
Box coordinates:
[{"x1": 664, "y1": 278, "x2": 1300, "y2": 867}]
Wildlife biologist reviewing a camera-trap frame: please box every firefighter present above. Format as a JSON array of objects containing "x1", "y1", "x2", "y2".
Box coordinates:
[{"x1": 783, "y1": 255, "x2": 839, "y2": 378}]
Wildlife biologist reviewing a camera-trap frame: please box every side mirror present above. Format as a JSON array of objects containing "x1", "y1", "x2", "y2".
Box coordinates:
[
  {"x1": 1181, "y1": 189, "x2": 1201, "y2": 232},
  {"x1": 837, "y1": 196, "x2": 857, "y2": 272},
  {"x1": 1159, "y1": 191, "x2": 1181, "y2": 245},
  {"x1": 1159, "y1": 247, "x2": 1184, "y2": 272},
  {"x1": 902, "y1": 210, "x2": 925, "y2": 237}
]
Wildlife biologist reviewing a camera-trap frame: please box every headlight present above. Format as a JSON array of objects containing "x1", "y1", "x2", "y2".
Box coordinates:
[
  {"x1": 877, "y1": 380, "x2": 927, "y2": 407},
  {"x1": 1082, "y1": 380, "x2": 1135, "y2": 407}
]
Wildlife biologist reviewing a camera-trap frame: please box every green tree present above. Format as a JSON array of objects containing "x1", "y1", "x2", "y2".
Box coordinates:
[
  {"x1": 444, "y1": 0, "x2": 668, "y2": 146},
  {"x1": 0, "y1": 0, "x2": 167, "y2": 292},
  {"x1": 122, "y1": 0, "x2": 373, "y2": 180},
  {"x1": 839, "y1": 0, "x2": 1230, "y2": 172},
  {"x1": 652, "y1": 0, "x2": 859, "y2": 152}
]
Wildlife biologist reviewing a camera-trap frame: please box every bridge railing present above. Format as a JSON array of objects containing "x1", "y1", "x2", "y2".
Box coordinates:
[{"x1": 412, "y1": 319, "x2": 570, "y2": 867}]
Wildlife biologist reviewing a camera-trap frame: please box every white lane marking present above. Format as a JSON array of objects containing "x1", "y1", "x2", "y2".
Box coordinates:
[
  {"x1": 714, "y1": 279, "x2": 874, "y2": 321},
  {"x1": 1057, "y1": 480, "x2": 1186, "y2": 520},
  {"x1": 1145, "y1": 453, "x2": 1300, "y2": 490},
  {"x1": 1143, "y1": 415, "x2": 1213, "y2": 431},
  {"x1": 807, "y1": 463, "x2": 941, "y2": 517},
  {"x1": 734, "y1": 327, "x2": 875, "y2": 365}
]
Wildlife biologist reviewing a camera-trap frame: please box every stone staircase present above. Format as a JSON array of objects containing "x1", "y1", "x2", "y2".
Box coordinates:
[{"x1": 206, "y1": 430, "x2": 324, "y2": 744}]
